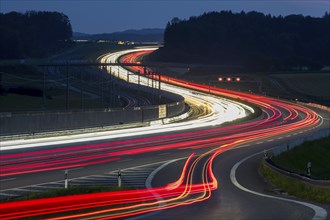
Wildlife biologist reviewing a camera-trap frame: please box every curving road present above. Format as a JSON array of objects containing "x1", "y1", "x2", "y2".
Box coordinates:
[{"x1": 0, "y1": 48, "x2": 329, "y2": 219}]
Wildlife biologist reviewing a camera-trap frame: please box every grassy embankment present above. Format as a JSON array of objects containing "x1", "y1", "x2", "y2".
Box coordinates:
[{"x1": 260, "y1": 136, "x2": 330, "y2": 204}]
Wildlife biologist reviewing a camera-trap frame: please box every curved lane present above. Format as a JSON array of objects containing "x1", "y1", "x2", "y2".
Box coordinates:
[{"x1": 0, "y1": 48, "x2": 328, "y2": 219}]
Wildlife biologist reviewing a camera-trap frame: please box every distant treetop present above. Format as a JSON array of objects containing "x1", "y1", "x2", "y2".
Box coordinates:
[
  {"x1": 0, "y1": 11, "x2": 73, "y2": 59},
  {"x1": 154, "y1": 11, "x2": 330, "y2": 71}
]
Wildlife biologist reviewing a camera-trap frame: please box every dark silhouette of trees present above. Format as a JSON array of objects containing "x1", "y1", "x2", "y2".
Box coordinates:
[
  {"x1": 153, "y1": 11, "x2": 330, "y2": 71},
  {"x1": 0, "y1": 11, "x2": 73, "y2": 59}
]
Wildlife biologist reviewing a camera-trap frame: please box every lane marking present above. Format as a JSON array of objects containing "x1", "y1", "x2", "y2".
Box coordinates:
[
  {"x1": 32, "y1": 185, "x2": 62, "y2": 189},
  {"x1": 11, "y1": 188, "x2": 42, "y2": 192},
  {"x1": 0, "y1": 178, "x2": 16, "y2": 182},
  {"x1": 230, "y1": 152, "x2": 327, "y2": 220},
  {"x1": 267, "y1": 139, "x2": 274, "y2": 142},
  {"x1": 119, "y1": 159, "x2": 133, "y2": 163},
  {"x1": 127, "y1": 158, "x2": 187, "y2": 220},
  {"x1": 158, "y1": 152, "x2": 170, "y2": 156},
  {"x1": 233, "y1": 144, "x2": 251, "y2": 150},
  {"x1": 256, "y1": 141, "x2": 263, "y2": 144},
  {"x1": 65, "y1": 167, "x2": 84, "y2": 172},
  {"x1": 145, "y1": 158, "x2": 184, "y2": 188},
  {"x1": 0, "y1": 192, "x2": 19, "y2": 197}
]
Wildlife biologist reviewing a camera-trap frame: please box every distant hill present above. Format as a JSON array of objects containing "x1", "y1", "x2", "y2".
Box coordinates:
[
  {"x1": 73, "y1": 32, "x2": 90, "y2": 37},
  {"x1": 73, "y1": 28, "x2": 164, "y2": 42},
  {"x1": 150, "y1": 11, "x2": 330, "y2": 71}
]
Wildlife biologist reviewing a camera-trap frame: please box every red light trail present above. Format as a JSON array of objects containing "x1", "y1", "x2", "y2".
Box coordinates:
[{"x1": 0, "y1": 49, "x2": 321, "y2": 219}]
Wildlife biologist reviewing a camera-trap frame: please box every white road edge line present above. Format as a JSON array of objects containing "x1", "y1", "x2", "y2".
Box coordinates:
[
  {"x1": 65, "y1": 167, "x2": 84, "y2": 172},
  {"x1": 230, "y1": 151, "x2": 327, "y2": 220},
  {"x1": 0, "y1": 178, "x2": 16, "y2": 182},
  {"x1": 158, "y1": 152, "x2": 170, "y2": 156},
  {"x1": 127, "y1": 157, "x2": 187, "y2": 220}
]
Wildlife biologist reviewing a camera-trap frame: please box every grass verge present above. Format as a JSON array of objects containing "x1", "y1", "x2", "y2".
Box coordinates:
[
  {"x1": 259, "y1": 161, "x2": 330, "y2": 204},
  {"x1": 271, "y1": 136, "x2": 330, "y2": 180},
  {"x1": 14, "y1": 185, "x2": 131, "y2": 201}
]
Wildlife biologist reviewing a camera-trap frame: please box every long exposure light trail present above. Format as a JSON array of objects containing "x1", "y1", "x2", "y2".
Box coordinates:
[{"x1": 0, "y1": 48, "x2": 322, "y2": 219}]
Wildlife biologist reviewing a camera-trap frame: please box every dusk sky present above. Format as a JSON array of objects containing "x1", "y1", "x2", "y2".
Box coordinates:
[{"x1": 1, "y1": 0, "x2": 329, "y2": 34}]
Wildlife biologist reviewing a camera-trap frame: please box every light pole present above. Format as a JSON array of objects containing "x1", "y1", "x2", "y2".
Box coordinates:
[
  {"x1": 66, "y1": 62, "x2": 69, "y2": 110},
  {"x1": 42, "y1": 66, "x2": 46, "y2": 110}
]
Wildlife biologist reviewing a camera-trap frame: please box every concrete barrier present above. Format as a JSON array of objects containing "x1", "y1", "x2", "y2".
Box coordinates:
[{"x1": 0, "y1": 97, "x2": 186, "y2": 136}]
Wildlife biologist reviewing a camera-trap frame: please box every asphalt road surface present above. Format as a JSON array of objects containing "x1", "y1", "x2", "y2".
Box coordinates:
[{"x1": 0, "y1": 48, "x2": 329, "y2": 220}]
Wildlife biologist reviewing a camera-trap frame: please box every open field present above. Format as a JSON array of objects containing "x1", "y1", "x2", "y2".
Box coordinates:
[
  {"x1": 271, "y1": 73, "x2": 330, "y2": 100},
  {"x1": 161, "y1": 64, "x2": 330, "y2": 106}
]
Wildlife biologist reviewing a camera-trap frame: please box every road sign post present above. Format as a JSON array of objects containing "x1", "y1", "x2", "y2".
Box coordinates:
[
  {"x1": 64, "y1": 170, "x2": 68, "y2": 189},
  {"x1": 118, "y1": 169, "x2": 122, "y2": 188},
  {"x1": 307, "y1": 162, "x2": 312, "y2": 177}
]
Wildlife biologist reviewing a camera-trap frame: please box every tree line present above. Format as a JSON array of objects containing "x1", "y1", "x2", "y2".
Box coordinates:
[
  {"x1": 151, "y1": 11, "x2": 330, "y2": 71},
  {"x1": 0, "y1": 11, "x2": 73, "y2": 59}
]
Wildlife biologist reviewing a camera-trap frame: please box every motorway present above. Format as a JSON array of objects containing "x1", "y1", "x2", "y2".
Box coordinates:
[{"x1": 0, "y1": 48, "x2": 329, "y2": 219}]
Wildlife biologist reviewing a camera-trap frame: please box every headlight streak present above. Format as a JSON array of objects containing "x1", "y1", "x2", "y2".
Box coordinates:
[{"x1": 0, "y1": 48, "x2": 322, "y2": 219}]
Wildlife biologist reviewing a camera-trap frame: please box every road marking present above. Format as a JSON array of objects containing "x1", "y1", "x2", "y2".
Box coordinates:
[
  {"x1": 233, "y1": 144, "x2": 251, "y2": 149},
  {"x1": 267, "y1": 139, "x2": 274, "y2": 142},
  {"x1": 12, "y1": 188, "x2": 42, "y2": 192},
  {"x1": 230, "y1": 152, "x2": 327, "y2": 220},
  {"x1": 129, "y1": 158, "x2": 187, "y2": 220},
  {"x1": 1, "y1": 157, "x2": 188, "y2": 202},
  {"x1": 158, "y1": 152, "x2": 170, "y2": 156},
  {"x1": 66, "y1": 167, "x2": 84, "y2": 172},
  {"x1": 32, "y1": 185, "x2": 62, "y2": 189},
  {"x1": 256, "y1": 141, "x2": 263, "y2": 144},
  {"x1": 0, "y1": 192, "x2": 19, "y2": 197},
  {"x1": 0, "y1": 178, "x2": 16, "y2": 182},
  {"x1": 119, "y1": 159, "x2": 133, "y2": 163},
  {"x1": 286, "y1": 135, "x2": 291, "y2": 137},
  {"x1": 277, "y1": 137, "x2": 283, "y2": 140}
]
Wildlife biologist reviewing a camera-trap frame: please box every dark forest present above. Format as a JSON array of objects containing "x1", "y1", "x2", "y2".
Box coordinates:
[
  {"x1": 0, "y1": 11, "x2": 73, "y2": 59},
  {"x1": 151, "y1": 11, "x2": 330, "y2": 71}
]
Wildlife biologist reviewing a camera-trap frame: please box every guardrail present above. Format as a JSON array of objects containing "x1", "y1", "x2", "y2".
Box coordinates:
[
  {"x1": 263, "y1": 159, "x2": 330, "y2": 188},
  {"x1": 298, "y1": 101, "x2": 330, "y2": 112},
  {"x1": 264, "y1": 128, "x2": 330, "y2": 187},
  {"x1": 268, "y1": 128, "x2": 330, "y2": 157}
]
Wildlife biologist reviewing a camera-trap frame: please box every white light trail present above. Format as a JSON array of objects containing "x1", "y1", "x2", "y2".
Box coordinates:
[{"x1": 1, "y1": 48, "x2": 253, "y2": 151}]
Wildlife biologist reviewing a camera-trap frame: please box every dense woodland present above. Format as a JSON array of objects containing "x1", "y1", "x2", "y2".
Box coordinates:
[
  {"x1": 151, "y1": 11, "x2": 330, "y2": 71},
  {"x1": 0, "y1": 11, "x2": 73, "y2": 59}
]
